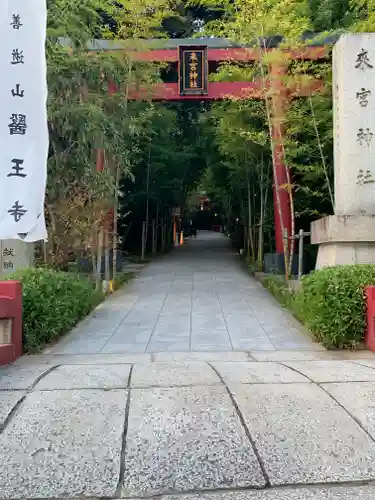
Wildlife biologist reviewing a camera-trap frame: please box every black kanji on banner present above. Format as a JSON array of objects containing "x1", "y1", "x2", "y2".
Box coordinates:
[{"x1": 179, "y1": 46, "x2": 208, "y2": 96}]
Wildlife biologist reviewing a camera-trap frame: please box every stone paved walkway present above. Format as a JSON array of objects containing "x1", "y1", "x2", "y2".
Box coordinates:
[
  {"x1": 3, "y1": 353, "x2": 375, "y2": 498},
  {"x1": 46, "y1": 232, "x2": 320, "y2": 354},
  {"x1": 4, "y1": 232, "x2": 375, "y2": 498}
]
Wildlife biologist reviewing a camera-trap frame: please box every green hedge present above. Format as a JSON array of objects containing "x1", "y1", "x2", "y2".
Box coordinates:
[
  {"x1": 263, "y1": 265, "x2": 375, "y2": 349},
  {"x1": 297, "y1": 265, "x2": 375, "y2": 348},
  {"x1": 4, "y1": 268, "x2": 103, "y2": 353}
]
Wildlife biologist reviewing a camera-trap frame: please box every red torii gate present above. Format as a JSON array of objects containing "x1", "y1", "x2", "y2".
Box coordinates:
[{"x1": 97, "y1": 39, "x2": 327, "y2": 255}]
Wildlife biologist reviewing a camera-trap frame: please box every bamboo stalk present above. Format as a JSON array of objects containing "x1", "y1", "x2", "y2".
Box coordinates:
[
  {"x1": 96, "y1": 227, "x2": 104, "y2": 291},
  {"x1": 104, "y1": 229, "x2": 110, "y2": 292}
]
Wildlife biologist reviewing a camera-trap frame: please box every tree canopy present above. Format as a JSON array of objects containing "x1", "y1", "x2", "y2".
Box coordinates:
[{"x1": 45, "y1": 0, "x2": 375, "y2": 276}]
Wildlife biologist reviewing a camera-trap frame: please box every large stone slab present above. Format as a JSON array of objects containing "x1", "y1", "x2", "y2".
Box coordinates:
[
  {"x1": 328, "y1": 351, "x2": 375, "y2": 360},
  {"x1": 353, "y1": 359, "x2": 375, "y2": 368},
  {"x1": 154, "y1": 351, "x2": 251, "y2": 362},
  {"x1": 188, "y1": 342, "x2": 233, "y2": 352},
  {"x1": 101, "y1": 344, "x2": 149, "y2": 353},
  {"x1": 14, "y1": 353, "x2": 152, "y2": 365},
  {"x1": 147, "y1": 340, "x2": 191, "y2": 352},
  {"x1": 121, "y1": 386, "x2": 265, "y2": 497},
  {"x1": 283, "y1": 361, "x2": 375, "y2": 382},
  {"x1": 49, "y1": 337, "x2": 110, "y2": 354},
  {"x1": 131, "y1": 362, "x2": 220, "y2": 387},
  {"x1": 34, "y1": 364, "x2": 132, "y2": 390},
  {"x1": 250, "y1": 351, "x2": 332, "y2": 362},
  {"x1": 0, "y1": 389, "x2": 127, "y2": 498},
  {"x1": 123, "y1": 486, "x2": 375, "y2": 499},
  {"x1": 323, "y1": 382, "x2": 375, "y2": 437},
  {"x1": 230, "y1": 338, "x2": 276, "y2": 351},
  {"x1": 0, "y1": 391, "x2": 25, "y2": 427},
  {"x1": 232, "y1": 383, "x2": 375, "y2": 485},
  {"x1": 212, "y1": 362, "x2": 309, "y2": 384},
  {"x1": 0, "y1": 364, "x2": 50, "y2": 390}
]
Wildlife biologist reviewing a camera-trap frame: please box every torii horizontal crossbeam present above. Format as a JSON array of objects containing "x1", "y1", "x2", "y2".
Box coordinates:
[
  {"x1": 127, "y1": 80, "x2": 324, "y2": 101},
  {"x1": 82, "y1": 37, "x2": 331, "y2": 63},
  {"x1": 132, "y1": 46, "x2": 328, "y2": 63}
]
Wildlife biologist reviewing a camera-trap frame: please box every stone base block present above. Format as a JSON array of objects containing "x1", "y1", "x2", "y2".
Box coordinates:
[{"x1": 311, "y1": 215, "x2": 375, "y2": 269}]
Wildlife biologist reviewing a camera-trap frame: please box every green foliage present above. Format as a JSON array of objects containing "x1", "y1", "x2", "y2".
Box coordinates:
[
  {"x1": 286, "y1": 61, "x2": 334, "y2": 219},
  {"x1": 200, "y1": 97, "x2": 273, "y2": 261},
  {"x1": 4, "y1": 268, "x2": 103, "y2": 353},
  {"x1": 45, "y1": 0, "x2": 180, "y2": 265},
  {"x1": 45, "y1": 0, "x2": 375, "y2": 269},
  {"x1": 295, "y1": 266, "x2": 375, "y2": 348},
  {"x1": 265, "y1": 266, "x2": 375, "y2": 349},
  {"x1": 189, "y1": 0, "x2": 375, "y2": 271},
  {"x1": 119, "y1": 102, "x2": 209, "y2": 253}
]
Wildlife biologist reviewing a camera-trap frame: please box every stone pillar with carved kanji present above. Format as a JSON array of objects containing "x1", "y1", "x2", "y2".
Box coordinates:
[
  {"x1": 0, "y1": 240, "x2": 34, "y2": 276},
  {"x1": 312, "y1": 34, "x2": 375, "y2": 268}
]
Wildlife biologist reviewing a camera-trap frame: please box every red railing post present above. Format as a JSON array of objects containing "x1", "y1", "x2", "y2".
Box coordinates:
[
  {"x1": 365, "y1": 286, "x2": 375, "y2": 352},
  {"x1": 0, "y1": 281, "x2": 22, "y2": 365}
]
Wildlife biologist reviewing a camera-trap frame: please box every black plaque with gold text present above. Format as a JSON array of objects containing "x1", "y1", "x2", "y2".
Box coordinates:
[{"x1": 179, "y1": 46, "x2": 208, "y2": 96}]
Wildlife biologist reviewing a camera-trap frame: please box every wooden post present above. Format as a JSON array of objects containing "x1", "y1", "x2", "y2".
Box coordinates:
[
  {"x1": 96, "y1": 227, "x2": 104, "y2": 291},
  {"x1": 104, "y1": 229, "x2": 110, "y2": 293},
  {"x1": 173, "y1": 217, "x2": 178, "y2": 247},
  {"x1": 168, "y1": 217, "x2": 173, "y2": 246},
  {"x1": 155, "y1": 204, "x2": 159, "y2": 254},
  {"x1": 298, "y1": 229, "x2": 304, "y2": 281},
  {"x1": 282, "y1": 228, "x2": 289, "y2": 280},
  {"x1": 152, "y1": 219, "x2": 156, "y2": 256},
  {"x1": 141, "y1": 221, "x2": 146, "y2": 261},
  {"x1": 161, "y1": 218, "x2": 165, "y2": 252}
]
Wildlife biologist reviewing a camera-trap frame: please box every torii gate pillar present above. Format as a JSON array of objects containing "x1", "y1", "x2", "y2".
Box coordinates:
[{"x1": 270, "y1": 61, "x2": 292, "y2": 255}]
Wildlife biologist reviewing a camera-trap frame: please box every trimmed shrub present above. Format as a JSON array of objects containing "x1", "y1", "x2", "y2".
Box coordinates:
[
  {"x1": 295, "y1": 265, "x2": 375, "y2": 349},
  {"x1": 4, "y1": 268, "x2": 103, "y2": 352},
  {"x1": 262, "y1": 265, "x2": 375, "y2": 349}
]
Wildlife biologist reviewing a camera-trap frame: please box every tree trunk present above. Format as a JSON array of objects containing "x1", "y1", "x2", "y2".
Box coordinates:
[
  {"x1": 104, "y1": 229, "x2": 110, "y2": 292},
  {"x1": 144, "y1": 140, "x2": 151, "y2": 255},
  {"x1": 91, "y1": 228, "x2": 97, "y2": 281},
  {"x1": 112, "y1": 57, "x2": 132, "y2": 281},
  {"x1": 257, "y1": 154, "x2": 267, "y2": 269},
  {"x1": 141, "y1": 221, "x2": 146, "y2": 261},
  {"x1": 154, "y1": 203, "x2": 159, "y2": 255},
  {"x1": 112, "y1": 166, "x2": 120, "y2": 283},
  {"x1": 246, "y1": 167, "x2": 255, "y2": 260},
  {"x1": 96, "y1": 227, "x2": 104, "y2": 291},
  {"x1": 152, "y1": 219, "x2": 156, "y2": 256},
  {"x1": 161, "y1": 217, "x2": 165, "y2": 251}
]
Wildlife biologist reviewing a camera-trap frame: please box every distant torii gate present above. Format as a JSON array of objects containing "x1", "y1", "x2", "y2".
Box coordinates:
[{"x1": 96, "y1": 38, "x2": 328, "y2": 256}]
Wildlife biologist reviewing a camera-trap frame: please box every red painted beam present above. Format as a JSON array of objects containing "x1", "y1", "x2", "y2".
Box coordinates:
[
  {"x1": 128, "y1": 79, "x2": 324, "y2": 101},
  {"x1": 128, "y1": 46, "x2": 328, "y2": 63}
]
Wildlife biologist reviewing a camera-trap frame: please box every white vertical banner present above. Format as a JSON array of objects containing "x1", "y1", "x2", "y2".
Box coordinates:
[{"x1": 0, "y1": 0, "x2": 48, "y2": 241}]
